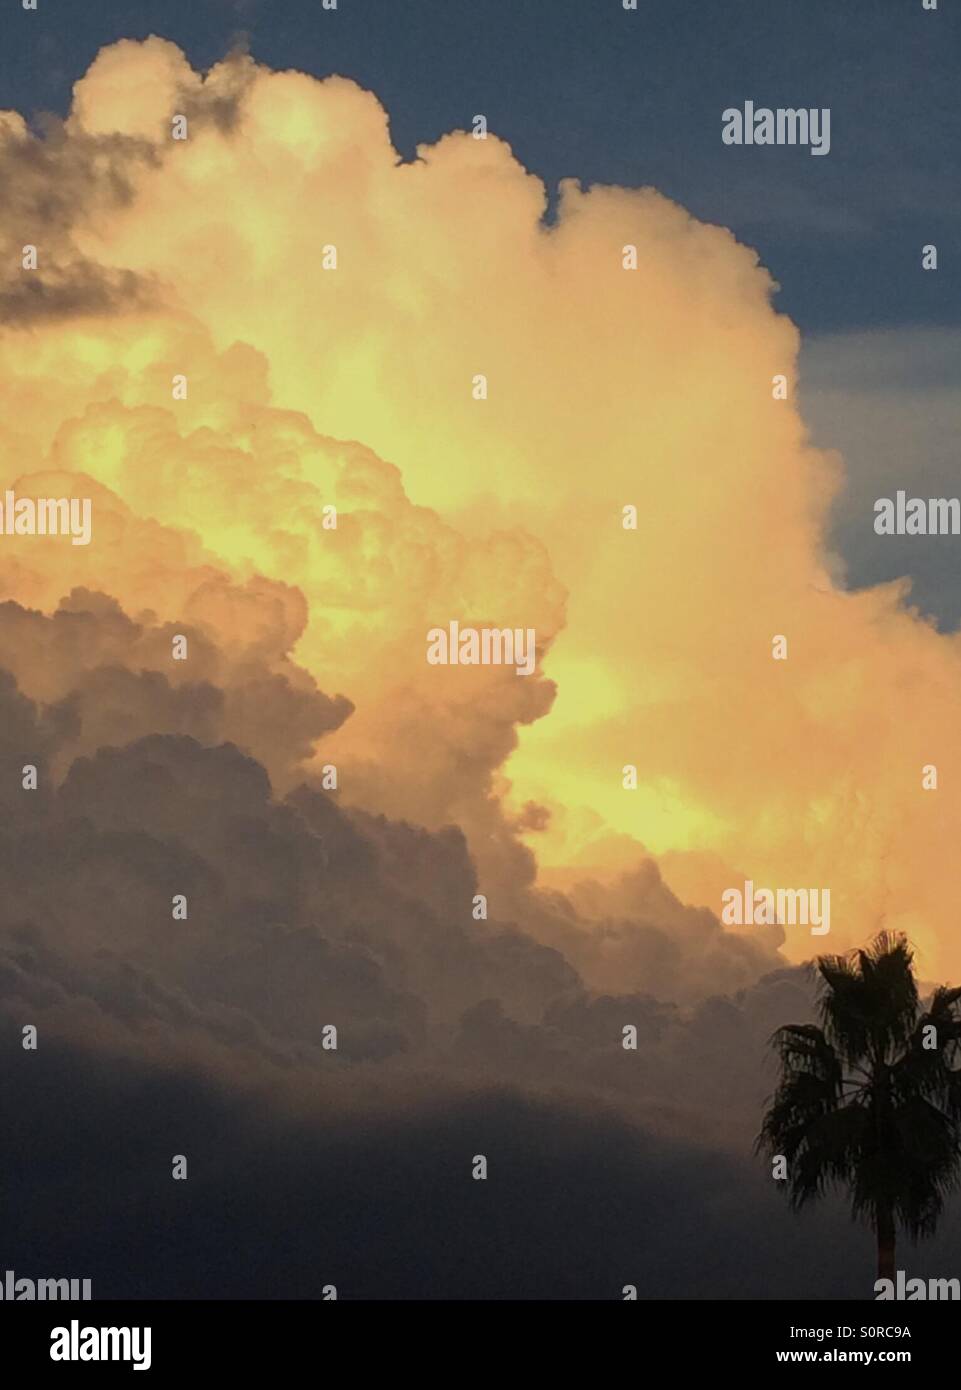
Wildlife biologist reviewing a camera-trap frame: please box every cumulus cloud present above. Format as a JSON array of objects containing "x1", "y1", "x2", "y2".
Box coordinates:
[
  {"x1": 2, "y1": 39, "x2": 958, "y2": 976},
  {"x1": 0, "y1": 594, "x2": 777, "y2": 1040},
  {"x1": 2, "y1": 38, "x2": 960, "y2": 1296}
]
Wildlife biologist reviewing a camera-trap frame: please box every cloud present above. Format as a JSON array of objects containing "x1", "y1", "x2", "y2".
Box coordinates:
[
  {"x1": 0, "y1": 106, "x2": 158, "y2": 325},
  {"x1": 0, "y1": 1030, "x2": 876, "y2": 1299},
  {"x1": 3, "y1": 39, "x2": 961, "y2": 1296},
  {"x1": 0, "y1": 597, "x2": 777, "y2": 1040},
  {"x1": 0, "y1": 616, "x2": 949, "y2": 1293},
  {"x1": 2, "y1": 38, "x2": 956, "y2": 972}
]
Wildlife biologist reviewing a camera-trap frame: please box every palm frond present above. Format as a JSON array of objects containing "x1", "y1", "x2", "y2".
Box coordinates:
[{"x1": 759, "y1": 931, "x2": 961, "y2": 1253}]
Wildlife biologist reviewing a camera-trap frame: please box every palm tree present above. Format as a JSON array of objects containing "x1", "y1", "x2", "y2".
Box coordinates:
[{"x1": 757, "y1": 931, "x2": 961, "y2": 1286}]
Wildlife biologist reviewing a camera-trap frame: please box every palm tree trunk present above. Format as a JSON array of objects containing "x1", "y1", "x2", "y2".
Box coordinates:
[{"x1": 877, "y1": 1206, "x2": 895, "y2": 1283}]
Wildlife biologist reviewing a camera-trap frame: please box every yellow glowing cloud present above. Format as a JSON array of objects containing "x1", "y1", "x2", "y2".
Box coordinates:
[{"x1": 2, "y1": 39, "x2": 960, "y2": 978}]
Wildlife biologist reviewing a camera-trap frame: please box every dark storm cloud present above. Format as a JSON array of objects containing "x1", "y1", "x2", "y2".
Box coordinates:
[
  {"x1": 0, "y1": 585, "x2": 791, "y2": 1099},
  {"x1": 3, "y1": 647, "x2": 956, "y2": 1296},
  {"x1": 0, "y1": 587, "x2": 893, "y2": 1298},
  {"x1": 0, "y1": 592, "x2": 353, "y2": 784},
  {"x1": 0, "y1": 1037, "x2": 876, "y2": 1299}
]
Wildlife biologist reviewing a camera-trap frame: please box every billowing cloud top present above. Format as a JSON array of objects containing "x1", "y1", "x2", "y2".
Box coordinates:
[
  {"x1": 2, "y1": 39, "x2": 957, "y2": 983},
  {"x1": 0, "y1": 35, "x2": 958, "y2": 1299}
]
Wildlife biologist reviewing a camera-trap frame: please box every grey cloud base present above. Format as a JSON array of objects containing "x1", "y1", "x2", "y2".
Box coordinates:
[{"x1": 1, "y1": 588, "x2": 952, "y2": 1298}]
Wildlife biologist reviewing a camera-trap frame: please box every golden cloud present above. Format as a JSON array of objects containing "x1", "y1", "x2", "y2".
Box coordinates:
[{"x1": 2, "y1": 39, "x2": 958, "y2": 978}]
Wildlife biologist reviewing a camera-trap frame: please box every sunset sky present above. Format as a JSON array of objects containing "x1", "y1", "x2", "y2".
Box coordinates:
[{"x1": 1, "y1": 0, "x2": 960, "y2": 1300}]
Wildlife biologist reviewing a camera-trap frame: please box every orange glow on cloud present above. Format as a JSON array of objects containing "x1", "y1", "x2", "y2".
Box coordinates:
[{"x1": 2, "y1": 37, "x2": 959, "y2": 979}]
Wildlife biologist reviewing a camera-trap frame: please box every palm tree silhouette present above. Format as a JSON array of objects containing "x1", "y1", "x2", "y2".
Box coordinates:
[{"x1": 757, "y1": 932, "x2": 961, "y2": 1287}]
